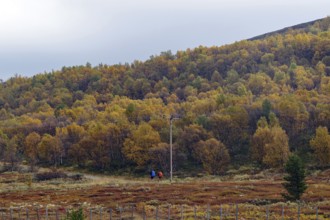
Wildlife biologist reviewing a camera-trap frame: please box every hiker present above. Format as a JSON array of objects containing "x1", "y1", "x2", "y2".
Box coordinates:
[
  {"x1": 150, "y1": 169, "x2": 156, "y2": 180},
  {"x1": 157, "y1": 171, "x2": 163, "y2": 180}
]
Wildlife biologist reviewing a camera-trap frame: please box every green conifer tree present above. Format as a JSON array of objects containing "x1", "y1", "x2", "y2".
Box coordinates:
[{"x1": 282, "y1": 155, "x2": 307, "y2": 201}]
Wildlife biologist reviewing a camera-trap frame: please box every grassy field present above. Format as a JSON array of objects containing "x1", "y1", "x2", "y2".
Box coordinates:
[{"x1": 0, "y1": 168, "x2": 330, "y2": 219}]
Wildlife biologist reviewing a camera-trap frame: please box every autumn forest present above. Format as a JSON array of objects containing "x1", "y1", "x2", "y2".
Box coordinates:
[{"x1": 1, "y1": 17, "x2": 330, "y2": 175}]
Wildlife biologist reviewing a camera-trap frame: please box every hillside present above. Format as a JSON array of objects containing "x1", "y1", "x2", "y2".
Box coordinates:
[
  {"x1": 0, "y1": 17, "x2": 330, "y2": 174},
  {"x1": 248, "y1": 17, "x2": 324, "y2": 40}
]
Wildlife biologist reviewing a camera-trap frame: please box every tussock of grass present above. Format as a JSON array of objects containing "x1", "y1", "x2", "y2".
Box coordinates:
[{"x1": 232, "y1": 174, "x2": 250, "y2": 181}]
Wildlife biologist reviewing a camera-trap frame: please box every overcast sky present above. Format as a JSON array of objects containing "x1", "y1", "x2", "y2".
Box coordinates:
[{"x1": 0, "y1": 0, "x2": 329, "y2": 81}]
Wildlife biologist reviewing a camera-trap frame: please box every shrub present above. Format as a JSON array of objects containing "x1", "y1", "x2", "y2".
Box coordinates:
[
  {"x1": 69, "y1": 173, "x2": 83, "y2": 181},
  {"x1": 34, "y1": 171, "x2": 67, "y2": 181},
  {"x1": 64, "y1": 208, "x2": 84, "y2": 220}
]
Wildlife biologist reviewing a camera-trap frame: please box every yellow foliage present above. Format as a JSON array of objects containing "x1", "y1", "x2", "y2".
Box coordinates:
[
  {"x1": 262, "y1": 126, "x2": 290, "y2": 167},
  {"x1": 310, "y1": 126, "x2": 330, "y2": 166},
  {"x1": 252, "y1": 120, "x2": 289, "y2": 168},
  {"x1": 194, "y1": 138, "x2": 230, "y2": 174},
  {"x1": 123, "y1": 123, "x2": 161, "y2": 166}
]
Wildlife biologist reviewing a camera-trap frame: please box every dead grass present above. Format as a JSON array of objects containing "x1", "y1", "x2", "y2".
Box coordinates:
[{"x1": 0, "y1": 169, "x2": 330, "y2": 219}]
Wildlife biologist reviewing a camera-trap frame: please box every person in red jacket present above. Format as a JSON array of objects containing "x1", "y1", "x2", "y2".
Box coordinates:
[{"x1": 157, "y1": 171, "x2": 163, "y2": 180}]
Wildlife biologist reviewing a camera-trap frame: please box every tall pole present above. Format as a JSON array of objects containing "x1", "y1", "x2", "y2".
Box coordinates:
[
  {"x1": 170, "y1": 117, "x2": 173, "y2": 183},
  {"x1": 169, "y1": 115, "x2": 179, "y2": 183}
]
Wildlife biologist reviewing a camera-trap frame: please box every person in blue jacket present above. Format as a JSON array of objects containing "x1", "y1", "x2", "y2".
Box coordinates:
[{"x1": 150, "y1": 169, "x2": 156, "y2": 180}]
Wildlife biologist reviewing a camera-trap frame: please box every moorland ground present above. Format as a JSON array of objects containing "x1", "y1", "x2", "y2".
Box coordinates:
[{"x1": 0, "y1": 169, "x2": 329, "y2": 210}]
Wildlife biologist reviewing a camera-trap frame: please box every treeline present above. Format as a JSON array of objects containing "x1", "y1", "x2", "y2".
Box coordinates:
[{"x1": 0, "y1": 17, "x2": 330, "y2": 174}]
